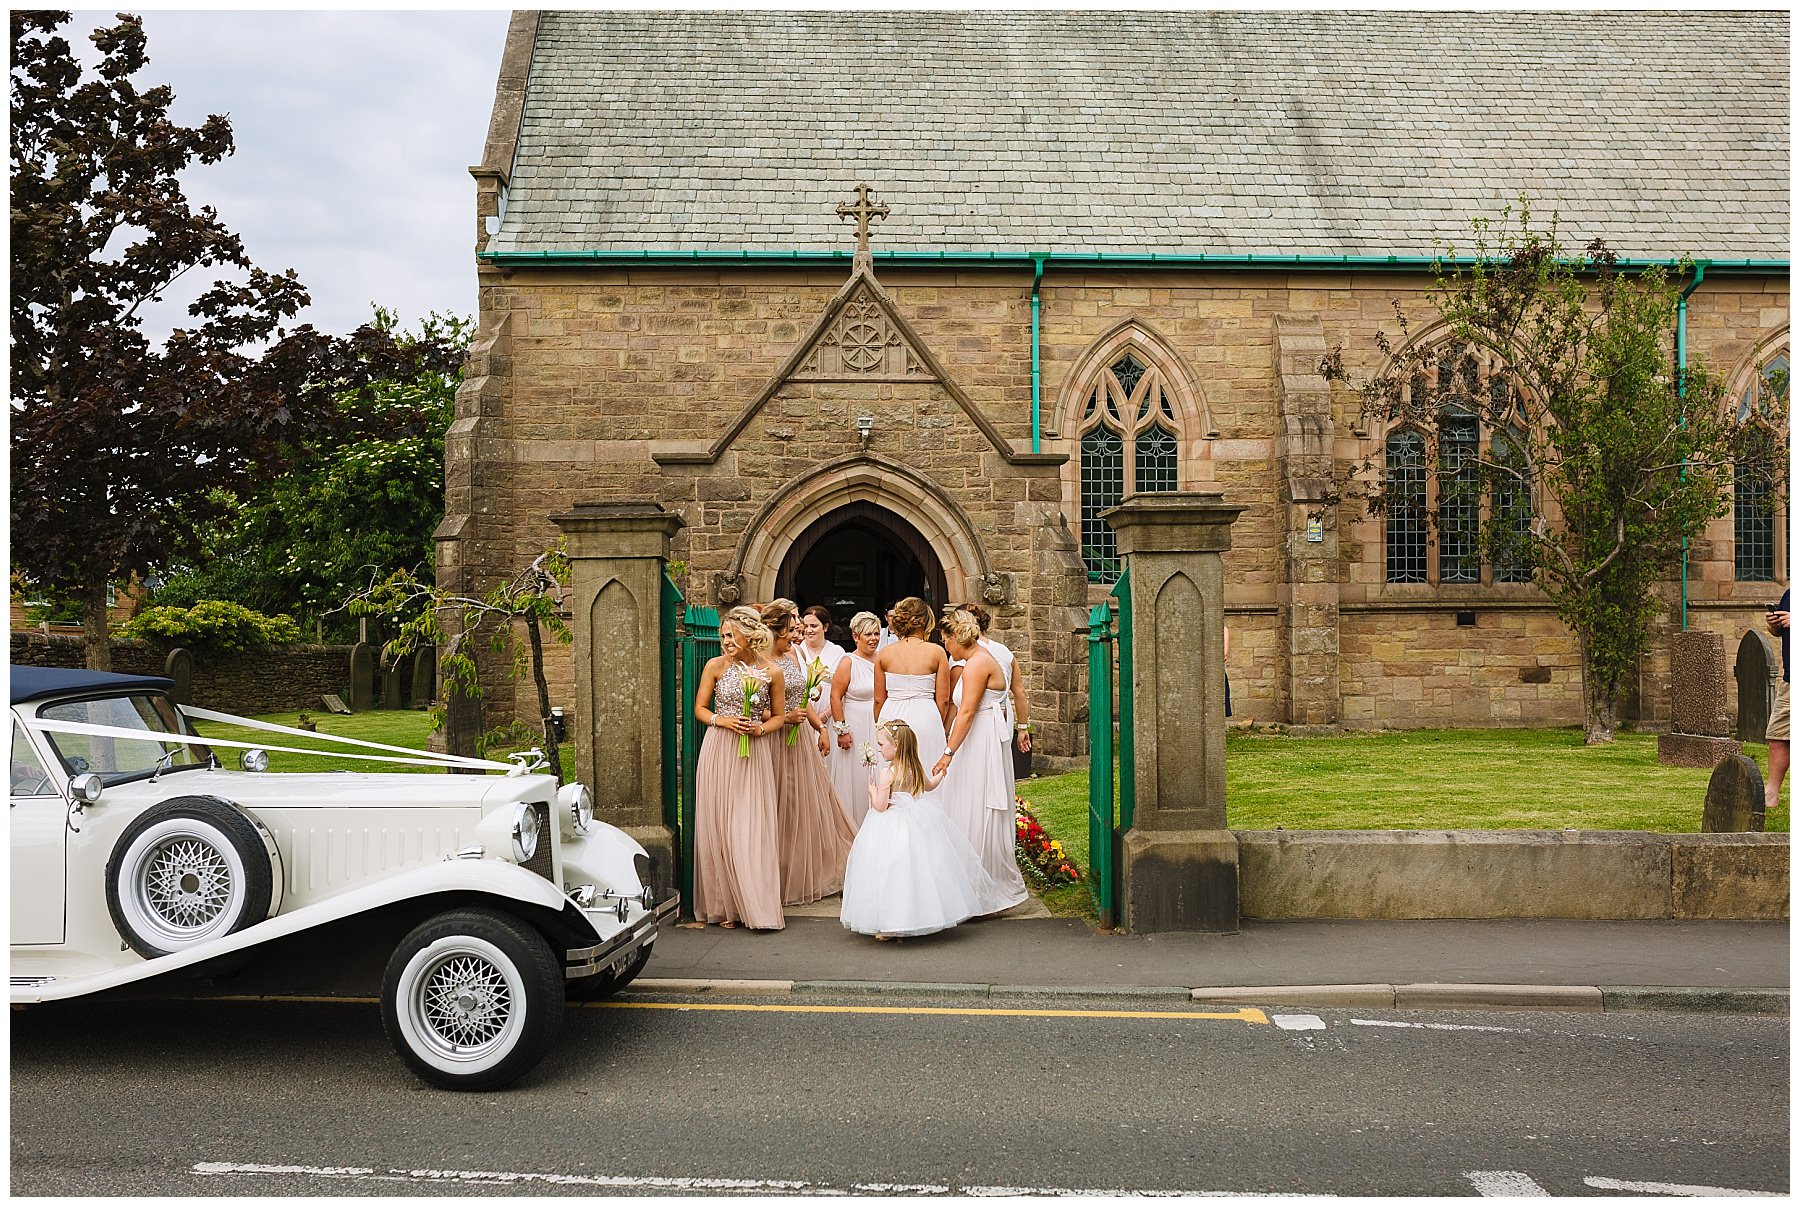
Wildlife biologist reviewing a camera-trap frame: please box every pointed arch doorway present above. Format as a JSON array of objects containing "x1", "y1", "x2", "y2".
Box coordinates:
[{"x1": 776, "y1": 501, "x2": 948, "y2": 623}]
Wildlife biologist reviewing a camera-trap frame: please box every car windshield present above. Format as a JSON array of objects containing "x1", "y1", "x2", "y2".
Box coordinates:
[{"x1": 38, "y1": 693, "x2": 212, "y2": 785}]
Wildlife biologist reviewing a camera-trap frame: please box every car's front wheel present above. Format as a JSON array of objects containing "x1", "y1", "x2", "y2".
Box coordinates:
[{"x1": 381, "y1": 907, "x2": 565, "y2": 1091}]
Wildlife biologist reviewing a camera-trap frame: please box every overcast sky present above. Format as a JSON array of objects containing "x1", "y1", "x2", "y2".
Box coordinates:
[{"x1": 67, "y1": 9, "x2": 511, "y2": 342}]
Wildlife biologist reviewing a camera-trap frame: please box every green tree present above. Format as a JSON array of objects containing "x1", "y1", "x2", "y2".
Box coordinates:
[
  {"x1": 151, "y1": 307, "x2": 472, "y2": 634},
  {"x1": 344, "y1": 546, "x2": 573, "y2": 784},
  {"x1": 1321, "y1": 204, "x2": 1781, "y2": 744},
  {"x1": 10, "y1": 12, "x2": 428, "y2": 668}
]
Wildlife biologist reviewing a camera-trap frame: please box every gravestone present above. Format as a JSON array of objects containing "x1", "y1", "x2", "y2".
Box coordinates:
[
  {"x1": 1702, "y1": 753, "x2": 1766, "y2": 832},
  {"x1": 348, "y1": 642, "x2": 375, "y2": 712},
  {"x1": 162, "y1": 648, "x2": 193, "y2": 706},
  {"x1": 381, "y1": 653, "x2": 411, "y2": 710},
  {"x1": 409, "y1": 647, "x2": 436, "y2": 710},
  {"x1": 321, "y1": 693, "x2": 352, "y2": 715},
  {"x1": 1735, "y1": 630, "x2": 1778, "y2": 743},
  {"x1": 1658, "y1": 630, "x2": 1742, "y2": 768}
]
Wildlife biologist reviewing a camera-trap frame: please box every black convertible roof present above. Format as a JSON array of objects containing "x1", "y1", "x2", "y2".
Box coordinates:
[{"x1": 10, "y1": 665, "x2": 175, "y2": 706}]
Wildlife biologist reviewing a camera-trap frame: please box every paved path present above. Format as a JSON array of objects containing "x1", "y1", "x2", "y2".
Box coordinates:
[
  {"x1": 11, "y1": 992, "x2": 1787, "y2": 1196},
  {"x1": 650, "y1": 914, "x2": 1788, "y2": 998}
]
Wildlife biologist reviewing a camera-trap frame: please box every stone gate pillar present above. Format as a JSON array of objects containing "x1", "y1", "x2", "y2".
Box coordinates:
[
  {"x1": 1105, "y1": 492, "x2": 1245, "y2": 933},
  {"x1": 552, "y1": 501, "x2": 685, "y2": 898}
]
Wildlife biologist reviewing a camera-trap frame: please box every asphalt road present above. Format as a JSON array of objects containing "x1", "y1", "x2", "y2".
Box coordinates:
[{"x1": 10, "y1": 992, "x2": 1788, "y2": 1197}]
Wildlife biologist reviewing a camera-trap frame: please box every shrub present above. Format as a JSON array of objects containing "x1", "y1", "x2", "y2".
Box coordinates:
[{"x1": 120, "y1": 599, "x2": 302, "y2": 660}]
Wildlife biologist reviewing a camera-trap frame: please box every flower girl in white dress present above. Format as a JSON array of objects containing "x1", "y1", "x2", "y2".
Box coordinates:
[{"x1": 839, "y1": 720, "x2": 1017, "y2": 940}]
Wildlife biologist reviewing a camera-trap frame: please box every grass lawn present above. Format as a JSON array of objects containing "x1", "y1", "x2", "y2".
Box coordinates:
[
  {"x1": 209, "y1": 713, "x2": 1784, "y2": 923},
  {"x1": 1020, "y1": 728, "x2": 1790, "y2": 904},
  {"x1": 191, "y1": 709, "x2": 575, "y2": 781}
]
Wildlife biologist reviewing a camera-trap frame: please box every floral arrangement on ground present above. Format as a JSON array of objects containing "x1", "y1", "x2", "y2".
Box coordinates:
[{"x1": 1015, "y1": 798, "x2": 1081, "y2": 888}]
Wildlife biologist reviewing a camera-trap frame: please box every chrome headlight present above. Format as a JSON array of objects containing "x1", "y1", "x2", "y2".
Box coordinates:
[
  {"x1": 559, "y1": 782, "x2": 594, "y2": 837},
  {"x1": 511, "y1": 801, "x2": 541, "y2": 863},
  {"x1": 241, "y1": 748, "x2": 270, "y2": 773}
]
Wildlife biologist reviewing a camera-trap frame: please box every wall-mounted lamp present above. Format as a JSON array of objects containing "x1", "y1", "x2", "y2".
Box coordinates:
[
  {"x1": 856, "y1": 415, "x2": 874, "y2": 447},
  {"x1": 549, "y1": 706, "x2": 566, "y2": 742}
]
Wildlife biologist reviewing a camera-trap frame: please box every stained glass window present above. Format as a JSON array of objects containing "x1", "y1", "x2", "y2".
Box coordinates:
[
  {"x1": 1081, "y1": 427, "x2": 1125, "y2": 582},
  {"x1": 1136, "y1": 425, "x2": 1178, "y2": 492},
  {"x1": 1490, "y1": 427, "x2": 1534, "y2": 583},
  {"x1": 1386, "y1": 430, "x2": 1428, "y2": 583},
  {"x1": 1438, "y1": 411, "x2": 1480, "y2": 583},
  {"x1": 1112, "y1": 354, "x2": 1146, "y2": 398},
  {"x1": 1735, "y1": 354, "x2": 1787, "y2": 582},
  {"x1": 1076, "y1": 351, "x2": 1193, "y2": 580}
]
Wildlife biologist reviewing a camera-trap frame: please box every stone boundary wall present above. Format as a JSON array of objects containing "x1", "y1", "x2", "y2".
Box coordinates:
[
  {"x1": 10, "y1": 633, "x2": 353, "y2": 716},
  {"x1": 1237, "y1": 829, "x2": 1788, "y2": 921}
]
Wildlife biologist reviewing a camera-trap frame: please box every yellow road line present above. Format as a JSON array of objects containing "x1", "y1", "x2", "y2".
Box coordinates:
[
  {"x1": 206, "y1": 994, "x2": 1270, "y2": 1026},
  {"x1": 588, "y1": 1001, "x2": 1270, "y2": 1024}
]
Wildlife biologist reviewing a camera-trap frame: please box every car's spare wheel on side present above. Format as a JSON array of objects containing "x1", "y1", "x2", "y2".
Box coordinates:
[{"x1": 104, "y1": 795, "x2": 276, "y2": 959}]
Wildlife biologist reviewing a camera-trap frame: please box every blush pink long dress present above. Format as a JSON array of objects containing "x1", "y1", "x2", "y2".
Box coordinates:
[
  {"x1": 692, "y1": 659, "x2": 784, "y2": 929},
  {"x1": 770, "y1": 653, "x2": 857, "y2": 905}
]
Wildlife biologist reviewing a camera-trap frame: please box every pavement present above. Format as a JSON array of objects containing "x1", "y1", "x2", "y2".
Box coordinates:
[{"x1": 636, "y1": 905, "x2": 1790, "y2": 1015}]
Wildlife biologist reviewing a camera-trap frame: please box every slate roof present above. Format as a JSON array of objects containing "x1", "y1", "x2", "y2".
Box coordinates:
[{"x1": 487, "y1": 10, "x2": 1789, "y2": 262}]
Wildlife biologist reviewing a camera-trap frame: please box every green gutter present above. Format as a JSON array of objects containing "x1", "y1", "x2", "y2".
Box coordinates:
[
  {"x1": 1677, "y1": 264, "x2": 1708, "y2": 631},
  {"x1": 1030, "y1": 254, "x2": 1045, "y2": 453},
  {"x1": 480, "y1": 248, "x2": 1788, "y2": 272}
]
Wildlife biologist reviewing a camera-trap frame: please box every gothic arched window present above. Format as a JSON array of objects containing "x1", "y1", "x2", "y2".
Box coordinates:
[
  {"x1": 1385, "y1": 429, "x2": 1428, "y2": 583},
  {"x1": 1382, "y1": 340, "x2": 1536, "y2": 586},
  {"x1": 1078, "y1": 351, "x2": 1185, "y2": 582},
  {"x1": 1735, "y1": 351, "x2": 1788, "y2": 583}
]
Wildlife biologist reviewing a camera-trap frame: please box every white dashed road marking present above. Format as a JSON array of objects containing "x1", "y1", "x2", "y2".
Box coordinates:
[
  {"x1": 1465, "y1": 1170, "x2": 1551, "y2": 1196},
  {"x1": 1583, "y1": 1176, "x2": 1785, "y2": 1197},
  {"x1": 1271, "y1": 1014, "x2": 1326, "y2": 1031},
  {"x1": 192, "y1": 1162, "x2": 1328, "y2": 1196},
  {"x1": 1352, "y1": 1018, "x2": 1524, "y2": 1033}
]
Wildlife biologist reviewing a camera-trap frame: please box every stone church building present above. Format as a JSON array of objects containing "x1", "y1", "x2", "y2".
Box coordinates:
[{"x1": 444, "y1": 10, "x2": 1789, "y2": 758}]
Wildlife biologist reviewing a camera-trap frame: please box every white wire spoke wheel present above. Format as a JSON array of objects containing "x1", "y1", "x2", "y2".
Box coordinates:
[
  {"x1": 105, "y1": 798, "x2": 273, "y2": 958},
  {"x1": 382, "y1": 908, "x2": 563, "y2": 1091}
]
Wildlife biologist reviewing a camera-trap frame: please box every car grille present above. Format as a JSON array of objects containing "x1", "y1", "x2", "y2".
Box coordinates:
[{"x1": 522, "y1": 799, "x2": 554, "y2": 881}]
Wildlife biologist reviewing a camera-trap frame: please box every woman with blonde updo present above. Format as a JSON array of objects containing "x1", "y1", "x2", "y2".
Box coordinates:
[
  {"x1": 828, "y1": 611, "x2": 883, "y2": 826},
  {"x1": 686, "y1": 605, "x2": 785, "y2": 929},
  {"x1": 872, "y1": 597, "x2": 950, "y2": 773},
  {"x1": 935, "y1": 608, "x2": 1029, "y2": 911},
  {"x1": 762, "y1": 603, "x2": 856, "y2": 904}
]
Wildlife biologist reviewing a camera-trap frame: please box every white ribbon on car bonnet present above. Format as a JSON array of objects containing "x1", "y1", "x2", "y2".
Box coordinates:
[{"x1": 25, "y1": 710, "x2": 523, "y2": 774}]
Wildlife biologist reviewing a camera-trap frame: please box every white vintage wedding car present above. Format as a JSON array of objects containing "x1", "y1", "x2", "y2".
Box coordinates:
[{"x1": 9, "y1": 666, "x2": 676, "y2": 1090}]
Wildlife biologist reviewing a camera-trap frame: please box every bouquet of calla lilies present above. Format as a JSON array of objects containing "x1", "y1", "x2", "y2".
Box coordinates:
[
  {"x1": 790, "y1": 658, "x2": 830, "y2": 745},
  {"x1": 739, "y1": 678, "x2": 762, "y2": 758}
]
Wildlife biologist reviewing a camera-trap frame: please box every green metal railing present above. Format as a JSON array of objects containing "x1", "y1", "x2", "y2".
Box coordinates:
[
  {"x1": 1086, "y1": 569, "x2": 1135, "y2": 929},
  {"x1": 677, "y1": 603, "x2": 721, "y2": 916},
  {"x1": 1111, "y1": 570, "x2": 1135, "y2": 833},
  {"x1": 1085, "y1": 596, "x2": 1117, "y2": 926}
]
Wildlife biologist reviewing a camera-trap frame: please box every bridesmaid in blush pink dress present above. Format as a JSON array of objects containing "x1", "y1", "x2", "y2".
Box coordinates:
[
  {"x1": 763, "y1": 604, "x2": 856, "y2": 905},
  {"x1": 685, "y1": 606, "x2": 785, "y2": 930}
]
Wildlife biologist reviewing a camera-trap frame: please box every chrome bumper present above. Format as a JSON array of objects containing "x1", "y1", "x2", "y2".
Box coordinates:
[{"x1": 563, "y1": 891, "x2": 680, "y2": 980}]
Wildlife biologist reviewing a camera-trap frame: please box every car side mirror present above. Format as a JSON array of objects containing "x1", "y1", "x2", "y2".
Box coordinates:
[{"x1": 69, "y1": 773, "x2": 103, "y2": 809}]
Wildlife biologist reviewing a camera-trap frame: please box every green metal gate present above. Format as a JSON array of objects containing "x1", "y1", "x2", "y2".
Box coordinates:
[
  {"x1": 1086, "y1": 569, "x2": 1134, "y2": 929},
  {"x1": 675, "y1": 602, "x2": 720, "y2": 917}
]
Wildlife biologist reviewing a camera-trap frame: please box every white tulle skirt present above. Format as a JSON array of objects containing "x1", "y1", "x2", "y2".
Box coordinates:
[{"x1": 839, "y1": 791, "x2": 1019, "y2": 938}]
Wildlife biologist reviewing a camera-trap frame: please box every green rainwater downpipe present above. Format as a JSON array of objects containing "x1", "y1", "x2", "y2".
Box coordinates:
[
  {"x1": 1030, "y1": 254, "x2": 1046, "y2": 453},
  {"x1": 1677, "y1": 263, "x2": 1707, "y2": 630}
]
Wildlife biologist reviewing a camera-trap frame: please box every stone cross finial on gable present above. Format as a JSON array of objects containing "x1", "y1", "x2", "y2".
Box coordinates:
[{"x1": 836, "y1": 184, "x2": 889, "y2": 274}]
